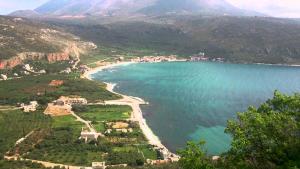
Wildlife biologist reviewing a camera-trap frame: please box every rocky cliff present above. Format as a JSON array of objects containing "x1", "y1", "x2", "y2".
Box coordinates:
[
  {"x1": 0, "y1": 41, "x2": 95, "y2": 69},
  {"x1": 0, "y1": 16, "x2": 97, "y2": 69}
]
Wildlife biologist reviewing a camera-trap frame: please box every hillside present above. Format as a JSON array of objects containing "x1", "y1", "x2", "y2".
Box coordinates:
[
  {"x1": 0, "y1": 16, "x2": 96, "y2": 69},
  {"x1": 139, "y1": 0, "x2": 260, "y2": 16},
  {"x1": 11, "y1": 0, "x2": 260, "y2": 17},
  {"x1": 47, "y1": 16, "x2": 300, "y2": 64}
]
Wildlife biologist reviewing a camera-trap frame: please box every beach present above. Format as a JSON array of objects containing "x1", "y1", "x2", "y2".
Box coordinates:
[{"x1": 83, "y1": 61, "x2": 177, "y2": 158}]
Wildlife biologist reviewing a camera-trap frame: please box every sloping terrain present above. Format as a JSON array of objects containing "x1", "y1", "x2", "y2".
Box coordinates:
[
  {"x1": 0, "y1": 16, "x2": 96, "y2": 69},
  {"x1": 49, "y1": 16, "x2": 300, "y2": 64},
  {"x1": 11, "y1": 0, "x2": 259, "y2": 17}
]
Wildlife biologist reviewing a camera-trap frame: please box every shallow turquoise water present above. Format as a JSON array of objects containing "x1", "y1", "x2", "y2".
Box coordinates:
[{"x1": 92, "y1": 62, "x2": 300, "y2": 154}]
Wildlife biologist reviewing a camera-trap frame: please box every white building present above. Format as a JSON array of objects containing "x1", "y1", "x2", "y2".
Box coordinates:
[
  {"x1": 92, "y1": 162, "x2": 105, "y2": 169},
  {"x1": 80, "y1": 129, "x2": 100, "y2": 143},
  {"x1": 0, "y1": 74, "x2": 7, "y2": 80},
  {"x1": 57, "y1": 96, "x2": 88, "y2": 105},
  {"x1": 22, "y1": 101, "x2": 38, "y2": 112}
]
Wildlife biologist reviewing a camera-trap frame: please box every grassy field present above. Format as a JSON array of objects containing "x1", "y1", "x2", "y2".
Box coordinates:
[
  {"x1": 0, "y1": 74, "x2": 121, "y2": 105},
  {"x1": 52, "y1": 115, "x2": 84, "y2": 139},
  {"x1": 73, "y1": 105, "x2": 132, "y2": 123}
]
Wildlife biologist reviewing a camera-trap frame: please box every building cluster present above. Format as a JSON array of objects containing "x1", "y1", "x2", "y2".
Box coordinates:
[
  {"x1": 21, "y1": 101, "x2": 39, "y2": 112},
  {"x1": 131, "y1": 55, "x2": 179, "y2": 63},
  {"x1": 105, "y1": 121, "x2": 133, "y2": 134},
  {"x1": 189, "y1": 52, "x2": 225, "y2": 62},
  {"x1": 147, "y1": 146, "x2": 180, "y2": 165},
  {"x1": 44, "y1": 96, "x2": 87, "y2": 116},
  {"x1": 56, "y1": 96, "x2": 88, "y2": 105},
  {"x1": 23, "y1": 64, "x2": 46, "y2": 74},
  {"x1": 78, "y1": 64, "x2": 90, "y2": 74}
]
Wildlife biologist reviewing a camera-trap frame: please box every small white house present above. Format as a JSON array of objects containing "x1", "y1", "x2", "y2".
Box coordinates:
[
  {"x1": 0, "y1": 74, "x2": 7, "y2": 80},
  {"x1": 22, "y1": 101, "x2": 38, "y2": 112}
]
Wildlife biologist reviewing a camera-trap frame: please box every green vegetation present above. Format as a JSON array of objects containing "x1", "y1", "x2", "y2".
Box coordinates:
[
  {"x1": 177, "y1": 91, "x2": 300, "y2": 169},
  {"x1": 73, "y1": 105, "x2": 132, "y2": 122},
  {"x1": 0, "y1": 74, "x2": 120, "y2": 105},
  {"x1": 10, "y1": 104, "x2": 156, "y2": 166},
  {"x1": 23, "y1": 127, "x2": 105, "y2": 166},
  {"x1": 28, "y1": 60, "x2": 72, "y2": 74},
  {"x1": 0, "y1": 110, "x2": 51, "y2": 157},
  {"x1": 54, "y1": 16, "x2": 300, "y2": 65},
  {"x1": 0, "y1": 160, "x2": 59, "y2": 169},
  {"x1": 0, "y1": 16, "x2": 61, "y2": 60},
  {"x1": 0, "y1": 109, "x2": 52, "y2": 168},
  {"x1": 52, "y1": 115, "x2": 84, "y2": 138}
]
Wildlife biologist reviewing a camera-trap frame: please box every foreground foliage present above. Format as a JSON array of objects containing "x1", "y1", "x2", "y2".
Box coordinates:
[{"x1": 178, "y1": 91, "x2": 300, "y2": 169}]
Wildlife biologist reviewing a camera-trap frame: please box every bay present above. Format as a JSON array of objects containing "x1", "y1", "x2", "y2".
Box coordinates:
[{"x1": 91, "y1": 62, "x2": 300, "y2": 154}]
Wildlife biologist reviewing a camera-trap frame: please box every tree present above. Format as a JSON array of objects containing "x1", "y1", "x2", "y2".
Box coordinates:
[
  {"x1": 178, "y1": 141, "x2": 214, "y2": 169},
  {"x1": 225, "y1": 91, "x2": 300, "y2": 169}
]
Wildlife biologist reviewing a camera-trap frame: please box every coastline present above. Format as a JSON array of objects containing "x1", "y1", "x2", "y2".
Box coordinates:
[
  {"x1": 83, "y1": 61, "x2": 134, "y2": 80},
  {"x1": 82, "y1": 61, "x2": 178, "y2": 158},
  {"x1": 81, "y1": 59, "x2": 300, "y2": 157}
]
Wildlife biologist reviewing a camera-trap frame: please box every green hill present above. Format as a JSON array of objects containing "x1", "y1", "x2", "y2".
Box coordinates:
[{"x1": 49, "y1": 15, "x2": 300, "y2": 64}]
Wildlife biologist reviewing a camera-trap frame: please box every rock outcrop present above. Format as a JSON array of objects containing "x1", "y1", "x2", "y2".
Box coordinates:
[
  {"x1": 0, "y1": 42, "x2": 96, "y2": 69},
  {"x1": 46, "y1": 52, "x2": 70, "y2": 63}
]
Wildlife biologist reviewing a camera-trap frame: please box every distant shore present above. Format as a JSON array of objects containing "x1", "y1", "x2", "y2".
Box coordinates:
[
  {"x1": 83, "y1": 61, "x2": 134, "y2": 80},
  {"x1": 83, "y1": 61, "x2": 178, "y2": 158}
]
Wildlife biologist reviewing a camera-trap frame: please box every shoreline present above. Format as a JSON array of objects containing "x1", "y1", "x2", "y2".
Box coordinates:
[
  {"x1": 82, "y1": 61, "x2": 178, "y2": 158},
  {"x1": 82, "y1": 59, "x2": 300, "y2": 158}
]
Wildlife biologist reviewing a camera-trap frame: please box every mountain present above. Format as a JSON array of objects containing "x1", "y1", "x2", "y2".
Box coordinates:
[
  {"x1": 0, "y1": 16, "x2": 96, "y2": 69},
  {"x1": 11, "y1": 0, "x2": 261, "y2": 17},
  {"x1": 35, "y1": 0, "x2": 155, "y2": 16},
  {"x1": 50, "y1": 15, "x2": 300, "y2": 65},
  {"x1": 9, "y1": 10, "x2": 40, "y2": 18},
  {"x1": 139, "y1": 0, "x2": 259, "y2": 16}
]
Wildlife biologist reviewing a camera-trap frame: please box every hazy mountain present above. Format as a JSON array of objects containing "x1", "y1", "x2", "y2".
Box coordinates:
[
  {"x1": 139, "y1": 0, "x2": 259, "y2": 16},
  {"x1": 34, "y1": 0, "x2": 155, "y2": 16},
  {"x1": 49, "y1": 16, "x2": 300, "y2": 64},
  {"x1": 9, "y1": 10, "x2": 40, "y2": 18},
  {"x1": 11, "y1": 0, "x2": 261, "y2": 17}
]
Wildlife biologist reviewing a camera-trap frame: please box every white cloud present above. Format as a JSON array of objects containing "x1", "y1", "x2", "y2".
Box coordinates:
[
  {"x1": 0, "y1": 0, "x2": 48, "y2": 14},
  {"x1": 226, "y1": 0, "x2": 300, "y2": 18}
]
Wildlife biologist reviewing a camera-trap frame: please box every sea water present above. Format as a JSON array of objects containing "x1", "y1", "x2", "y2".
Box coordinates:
[{"x1": 91, "y1": 62, "x2": 300, "y2": 154}]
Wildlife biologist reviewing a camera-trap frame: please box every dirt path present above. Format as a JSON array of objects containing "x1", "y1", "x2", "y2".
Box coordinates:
[
  {"x1": 70, "y1": 111, "x2": 104, "y2": 137},
  {"x1": 4, "y1": 155, "x2": 90, "y2": 169},
  {"x1": 0, "y1": 107, "x2": 21, "y2": 111}
]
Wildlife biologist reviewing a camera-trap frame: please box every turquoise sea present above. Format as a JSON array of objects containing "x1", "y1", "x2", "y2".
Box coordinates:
[{"x1": 91, "y1": 62, "x2": 300, "y2": 154}]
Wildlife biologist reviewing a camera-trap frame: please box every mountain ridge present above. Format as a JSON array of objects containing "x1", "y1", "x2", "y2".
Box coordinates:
[{"x1": 10, "y1": 0, "x2": 262, "y2": 17}]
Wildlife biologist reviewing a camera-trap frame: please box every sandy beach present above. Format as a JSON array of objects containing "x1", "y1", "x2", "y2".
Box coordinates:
[
  {"x1": 83, "y1": 61, "x2": 134, "y2": 80},
  {"x1": 83, "y1": 61, "x2": 177, "y2": 157}
]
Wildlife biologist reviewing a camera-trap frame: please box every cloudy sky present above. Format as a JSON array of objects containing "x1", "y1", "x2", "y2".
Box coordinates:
[
  {"x1": 226, "y1": 0, "x2": 300, "y2": 18},
  {"x1": 0, "y1": 0, "x2": 300, "y2": 18}
]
